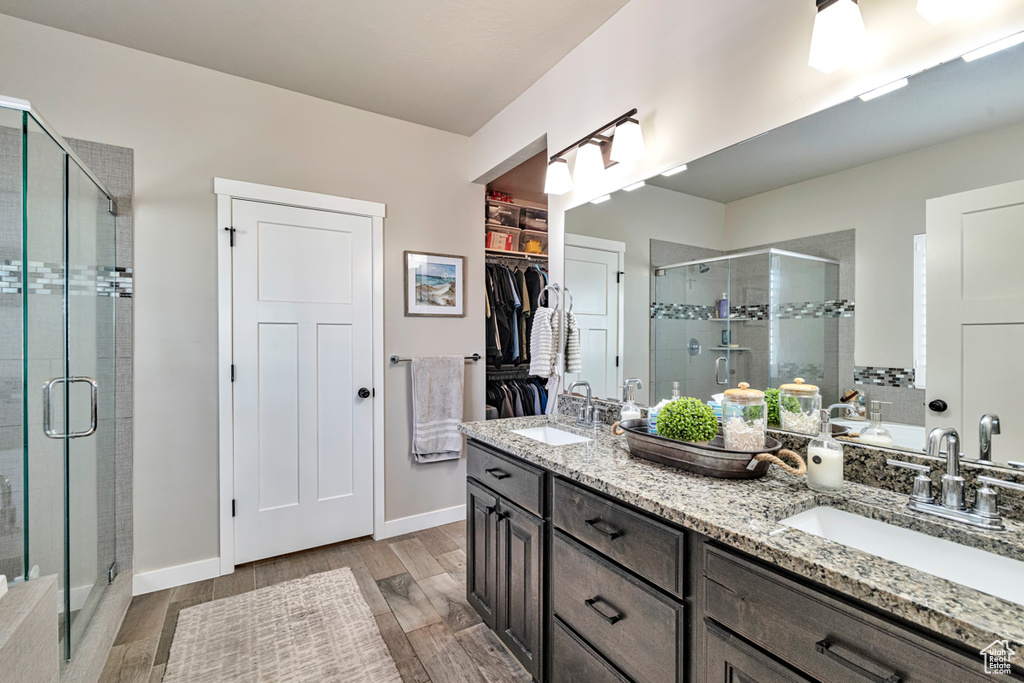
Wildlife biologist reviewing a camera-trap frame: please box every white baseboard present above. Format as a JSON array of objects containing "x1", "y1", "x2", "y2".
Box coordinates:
[
  {"x1": 379, "y1": 504, "x2": 466, "y2": 539},
  {"x1": 132, "y1": 557, "x2": 221, "y2": 596}
]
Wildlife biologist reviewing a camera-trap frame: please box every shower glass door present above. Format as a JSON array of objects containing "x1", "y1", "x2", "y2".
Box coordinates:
[{"x1": 23, "y1": 112, "x2": 117, "y2": 664}]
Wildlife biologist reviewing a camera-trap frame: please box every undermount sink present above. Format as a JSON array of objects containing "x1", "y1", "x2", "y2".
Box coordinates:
[
  {"x1": 780, "y1": 506, "x2": 1024, "y2": 607},
  {"x1": 511, "y1": 426, "x2": 591, "y2": 446}
]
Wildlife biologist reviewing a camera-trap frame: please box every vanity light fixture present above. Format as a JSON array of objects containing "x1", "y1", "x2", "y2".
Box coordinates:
[
  {"x1": 544, "y1": 108, "x2": 644, "y2": 195},
  {"x1": 622, "y1": 181, "x2": 646, "y2": 192},
  {"x1": 962, "y1": 32, "x2": 1024, "y2": 62},
  {"x1": 574, "y1": 140, "x2": 606, "y2": 189},
  {"x1": 609, "y1": 118, "x2": 646, "y2": 163},
  {"x1": 661, "y1": 164, "x2": 688, "y2": 177},
  {"x1": 808, "y1": 0, "x2": 867, "y2": 74},
  {"x1": 544, "y1": 158, "x2": 573, "y2": 195},
  {"x1": 858, "y1": 77, "x2": 909, "y2": 101},
  {"x1": 590, "y1": 194, "x2": 611, "y2": 204},
  {"x1": 916, "y1": 0, "x2": 969, "y2": 25}
]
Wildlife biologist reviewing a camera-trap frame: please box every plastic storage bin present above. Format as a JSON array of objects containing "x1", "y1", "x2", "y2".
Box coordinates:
[
  {"x1": 486, "y1": 200, "x2": 521, "y2": 228},
  {"x1": 519, "y1": 207, "x2": 548, "y2": 232},
  {"x1": 486, "y1": 226, "x2": 522, "y2": 252},
  {"x1": 518, "y1": 229, "x2": 548, "y2": 255}
]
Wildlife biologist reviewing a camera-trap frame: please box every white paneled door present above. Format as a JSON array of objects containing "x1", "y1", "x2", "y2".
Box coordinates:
[
  {"x1": 926, "y1": 179, "x2": 1024, "y2": 465},
  {"x1": 231, "y1": 199, "x2": 374, "y2": 563},
  {"x1": 563, "y1": 235, "x2": 625, "y2": 400}
]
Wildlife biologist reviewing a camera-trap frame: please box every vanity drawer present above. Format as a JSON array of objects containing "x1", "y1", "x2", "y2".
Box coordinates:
[
  {"x1": 553, "y1": 478, "x2": 685, "y2": 598},
  {"x1": 467, "y1": 440, "x2": 544, "y2": 517},
  {"x1": 703, "y1": 545, "x2": 992, "y2": 683},
  {"x1": 552, "y1": 532, "x2": 684, "y2": 683},
  {"x1": 552, "y1": 617, "x2": 629, "y2": 683}
]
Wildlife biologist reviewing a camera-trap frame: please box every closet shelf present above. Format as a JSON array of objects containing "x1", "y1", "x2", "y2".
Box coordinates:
[{"x1": 485, "y1": 248, "x2": 548, "y2": 259}]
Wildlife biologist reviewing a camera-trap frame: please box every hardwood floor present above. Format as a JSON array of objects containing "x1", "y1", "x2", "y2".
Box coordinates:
[{"x1": 100, "y1": 520, "x2": 528, "y2": 682}]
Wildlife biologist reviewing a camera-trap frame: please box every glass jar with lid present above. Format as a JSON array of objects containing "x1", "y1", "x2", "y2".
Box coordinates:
[
  {"x1": 779, "y1": 378, "x2": 821, "y2": 435},
  {"x1": 722, "y1": 382, "x2": 767, "y2": 451}
]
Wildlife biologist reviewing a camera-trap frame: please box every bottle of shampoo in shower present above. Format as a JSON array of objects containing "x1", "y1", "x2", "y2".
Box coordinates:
[
  {"x1": 717, "y1": 293, "x2": 729, "y2": 319},
  {"x1": 807, "y1": 410, "x2": 844, "y2": 493}
]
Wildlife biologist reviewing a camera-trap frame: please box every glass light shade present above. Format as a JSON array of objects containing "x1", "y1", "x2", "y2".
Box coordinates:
[
  {"x1": 544, "y1": 159, "x2": 573, "y2": 195},
  {"x1": 808, "y1": 0, "x2": 867, "y2": 74},
  {"x1": 916, "y1": 0, "x2": 968, "y2": 25},
  {"x1": 573, "y1": 141, "x2": 605, "y2": 189},
  {"x1": 610, "y1": 119, "x2": 646, "y2": 163}
]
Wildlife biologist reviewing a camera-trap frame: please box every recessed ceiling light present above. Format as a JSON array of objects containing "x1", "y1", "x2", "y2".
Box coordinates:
[
  {"x1": 808, "y1": 0, "x2": 867, "y2": 74},
  {"x1": 590, "y1": 194, "x2": 611, "y2": 204},
  {"x1": 962, "y1": 32, "x2": 1024, "y2": 63},
  {"x1": 661, "y1": 164, "x2": 688, "y2": 177},
  {"x1": 859, "y1": 78, "x2": 909, "y2": 101},
  {"x1": 622, "y1": 181, "x2": 646, "y2": 192}
]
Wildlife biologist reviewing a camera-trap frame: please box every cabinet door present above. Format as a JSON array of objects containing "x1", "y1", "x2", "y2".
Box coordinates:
[
  {"x1": 704, "y1": 620, "x2": 811, "y2": 683},
  {"x1": 467, "y1": 480, "x2": 499, "y2": 628},
  {"x1": 497, "y1": 497, "x2": 545, "y2": 680}
]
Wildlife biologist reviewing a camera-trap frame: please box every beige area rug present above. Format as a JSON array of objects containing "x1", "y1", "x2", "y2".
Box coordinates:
[{"x1": 163, "y1": 567, "x2": 402, "y2": 683}]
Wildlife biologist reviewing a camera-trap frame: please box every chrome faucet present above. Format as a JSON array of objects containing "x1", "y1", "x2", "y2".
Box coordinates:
[
  {"x1": 567, "y1": 381, "x2": 596, "y2": 427},
  {"x1": 890, "y1": 426, "x2": 1012, "y2": 530},
  {"x1": 826, "y1": 403, "x2": 853, "y2": 418},
  {"x1": 978, "y1": 414, "x2": 1001, "y2": 462},
  {"x1": 622, "y1": 378, "x2": 643, "y2": 402}
]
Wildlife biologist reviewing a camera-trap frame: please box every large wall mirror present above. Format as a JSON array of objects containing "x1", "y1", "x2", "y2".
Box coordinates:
[{"x1": 562, "y1": 38, "x2": 1024, "y2": 468}]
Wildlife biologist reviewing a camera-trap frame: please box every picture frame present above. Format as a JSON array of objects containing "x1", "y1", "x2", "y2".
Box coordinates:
[{"x1": 404, "y1": 251, "x2": 466, "y2": 317}]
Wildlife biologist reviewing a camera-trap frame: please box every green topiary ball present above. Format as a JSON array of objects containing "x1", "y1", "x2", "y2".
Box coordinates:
[
  {"x1": 656, "y1": 397, "x2": 718, "y2": 443},
  {"x1": 764, "y1": 388, "x2": 780, "y2": 427}
]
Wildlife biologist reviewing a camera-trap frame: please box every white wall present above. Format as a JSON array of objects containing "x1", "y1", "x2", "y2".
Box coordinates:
[
  {"x1": 470, "y1": 0, "x2": 1024, "y2": 295},
  {"x1": 565, "y1": 184, "x2": 724, "y2": 403},
  {"x1": 726, "y1": 120, "x2": 1024, "y2": 367},
  {"x1": 0, "y1": 15, "x2": 484, "y2": 575}
]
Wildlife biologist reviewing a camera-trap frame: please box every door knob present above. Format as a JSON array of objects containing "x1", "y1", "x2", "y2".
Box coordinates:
[
  {"x1": 928, "y1": 399, "x2": 947, "y2": 413},
  {"x1": 358, "y1": 388, "x2": 371, "y2": 399}
]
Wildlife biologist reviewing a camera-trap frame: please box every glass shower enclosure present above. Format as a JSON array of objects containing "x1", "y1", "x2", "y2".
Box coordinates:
[
  {"x1": 651, "y1": 249, "x2": 840, "y2": 406},
  {"x1": 0, "y1": 96, "x2": 118, "y2": 666}
]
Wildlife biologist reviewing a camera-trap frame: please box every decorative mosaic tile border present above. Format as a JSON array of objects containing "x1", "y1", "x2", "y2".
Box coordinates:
[
  {"x1": 0, "y1": 259, "x2": 132, "y2": 297},
  {"x1": 776, "y1": 363, "x2": 825, "y2": 381},
  {"x1": 651, "y1": 299, "x2": 854, "y2": 321},
  {"x1": 854, "y1": 366, "x2": 916, "y2": 389}
]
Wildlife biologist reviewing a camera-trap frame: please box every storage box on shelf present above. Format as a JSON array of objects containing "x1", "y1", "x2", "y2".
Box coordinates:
[
  {"x1": 520, "y1": 206, "x2": 548, "y2": 232},
  {"x1": 519, "y1": 229, "x2": 548, "y2": 256},
  {"x1": 486, "y1": 226, "x2": 522, "y2": 252},
  {"x1": 486, "y1": 199, "x2": 522, "y2": 228}
]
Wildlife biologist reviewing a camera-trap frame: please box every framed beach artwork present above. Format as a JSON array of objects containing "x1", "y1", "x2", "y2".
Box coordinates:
[{"x1": 404, "y1": 251, "x2": 466, "y2": 317}]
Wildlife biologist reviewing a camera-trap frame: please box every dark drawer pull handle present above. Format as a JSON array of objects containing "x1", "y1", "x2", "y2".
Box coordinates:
[
  {"x1": 585, "y1": 597, "x2": 623, "y2": 625},
  {"x1": 485, "y1": 467, "x2": 510, "y2": 480},
  {"x1": 483, "y1": 505, "x2": 507, "y2": 521},
  {"x1": 585, "y1": 518, "x2": 622, "y2": 540},
  {"x1": 815, "y1": 640, "x2": 901, "y2": 683}
]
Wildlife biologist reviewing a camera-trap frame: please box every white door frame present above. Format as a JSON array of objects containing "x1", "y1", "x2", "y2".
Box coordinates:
[
  {"x1": 215, "y1": 178, "x2": 386, "y2": 576},
  {"x1": 564, "y1": 233, "x2": 626, "y2": 394}
]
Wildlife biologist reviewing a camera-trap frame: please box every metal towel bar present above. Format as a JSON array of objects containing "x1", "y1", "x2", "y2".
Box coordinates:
[{"x1": 390, "y1": 353, "x2": 481, "y2": 365}]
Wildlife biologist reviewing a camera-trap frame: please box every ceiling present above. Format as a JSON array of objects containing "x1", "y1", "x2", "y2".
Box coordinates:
[
  {"x1": 648, "y1": 40, "x2": 1024, "y2": 203},
  {"x1": 0, "y1": 0, "x2": 629, "y2": 136}
]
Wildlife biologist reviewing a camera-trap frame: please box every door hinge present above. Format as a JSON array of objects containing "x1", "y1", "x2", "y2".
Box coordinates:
[
  {"x1": 616, "y1": 356, "x2": 620, "y2": 368},
  {"x1": 616, "y1": 270, "x2": 624, "y2": 284},
  {"x1": 224, "y1": 226, "x2": 236, "y2": 246},
  {"x1": 108, "y1": 561, "x2": 117, "y2": 584},
  {"x1": 232, "y1": 499, "x2": 236, "y2": 517},
  {"x1": 107, "y1": 198, "x2": 117, "y2": 217},
  {"x1": 230, "y1": 365, "x2": 236, "y2": 382}
]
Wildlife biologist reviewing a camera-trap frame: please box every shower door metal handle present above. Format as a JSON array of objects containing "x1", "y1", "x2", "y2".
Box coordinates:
[
  {"x1": 43, "y1": 376, "x2": 99, "y2": 439},
  {"x1": 715, "y1": 356, "x2": 728, "y2": 386}
]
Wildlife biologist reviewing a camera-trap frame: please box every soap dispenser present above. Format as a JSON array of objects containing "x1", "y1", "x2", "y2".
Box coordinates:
[
  {"x1": 620, "y1": 378, "x2": 644, "y2": 422},
  {"x1": 859, "y1": 401, "x2": 894, "y2": 447},
  {"x1": 807, "y1": 409, "x2": 844, "y2": 493}
]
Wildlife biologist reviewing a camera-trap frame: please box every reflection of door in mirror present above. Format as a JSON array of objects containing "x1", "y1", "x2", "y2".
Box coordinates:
[
  {"x1": 563, "y1": 234, "x2": 624, "y2": 400},
  {"x1": 926, "y1": 178, "x2": 1024, "y2": 466}
]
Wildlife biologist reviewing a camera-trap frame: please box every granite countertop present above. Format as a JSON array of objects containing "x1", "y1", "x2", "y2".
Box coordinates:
[{"x1": 460, "y1": 414, "x2": 1024, "y2": 664}]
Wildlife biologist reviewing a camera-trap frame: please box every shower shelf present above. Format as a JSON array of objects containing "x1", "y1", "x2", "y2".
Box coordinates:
[
  {"x1": 710, "y1": 346, "x2": 751, "y2": 352},
  {"x1": 709, "y1": 317, "x2": 750, "y2": 322}
]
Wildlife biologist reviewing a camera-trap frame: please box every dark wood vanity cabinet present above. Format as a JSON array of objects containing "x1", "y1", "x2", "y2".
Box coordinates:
[
  {"x1": 466, "y1": 439, "x2": 1010, "y2": 683},
  {"x1": 466, "y1": 442, "x2": 545, "y2": 680}
]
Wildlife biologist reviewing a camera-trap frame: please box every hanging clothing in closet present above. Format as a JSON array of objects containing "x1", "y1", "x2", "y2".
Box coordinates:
[
  {"x1": 485, "y1": 262, "x2": 548, "y2": 367},
  {"x1": 486, "y1": 377, "x2": 549, "y2": 419}
]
